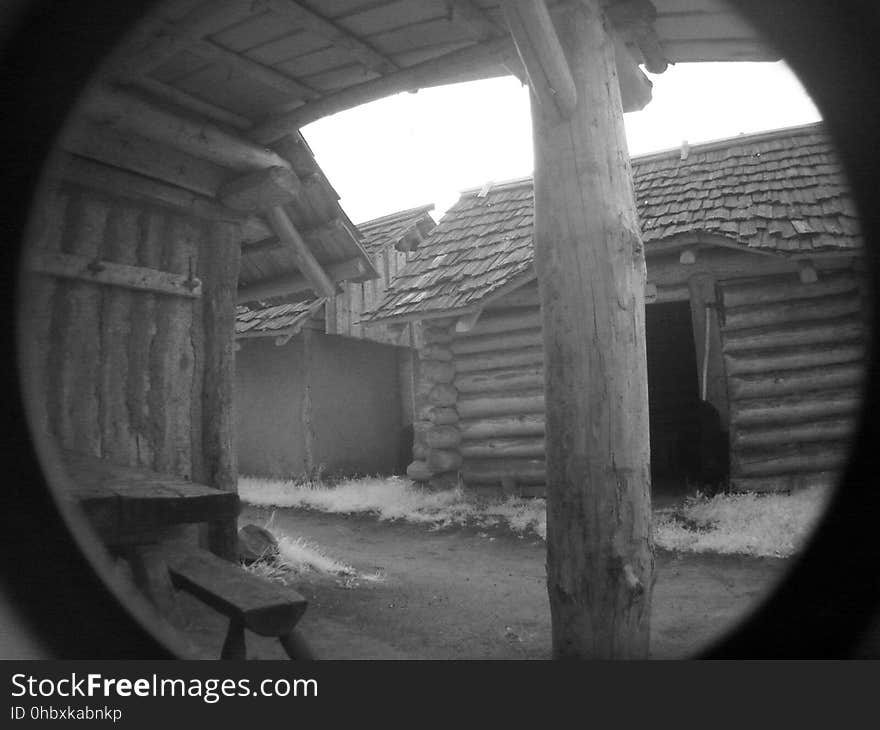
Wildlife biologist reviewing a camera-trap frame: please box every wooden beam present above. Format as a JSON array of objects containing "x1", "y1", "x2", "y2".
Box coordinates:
[
  {"x1": 26, "y1": 251, "x2": 202, "y2": 298},
  {"x1": 237, "y1": 257, "x2": 368, "y2": 303},
  {"x1": 218, "y1": 167, "x2": 303, "y2": 212},
  {"x1": 58, "y1": 119, "x2": 228, "y2": 198},
  {"x1": 531, "y1": 0, "x2": 651, "y2": 658},
  {"x1": 81, "y1": 85, "x2": 292, "y2": 172},
  {"x1": 605, "y1": 0, "x2": 669, "y2": 74},
  {"x1": 611, "y1": 33, "x2": 653, "y2": 112},
  {"x1": 265, "y1": 206, "x2": 337, "y2": 298},
  {"x1": 116, "y1": 1, "x2": 317, "y2": 102},
  {"x1": 242, "y1": 217, "x2": 356, "y2": 256},
  {"x1": 253, "y1": 0, "x2": 398, "y2": 75},
  {"x1": 250, "y1": 36, "x2": 519, "y2": 143},
  {"x1": 52, "y1": 154, "x2": 250, "y2": 223},
  {"x1": 502, "y1": 0, "x2": 577, "y2": 118},
  {"x1": 127, "y1": 76, "x2": 254, "y2": 130}
]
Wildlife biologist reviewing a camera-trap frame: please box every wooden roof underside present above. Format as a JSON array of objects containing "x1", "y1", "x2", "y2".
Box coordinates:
[
  {"x1": 56, "y1": 0, "x2": 777, "y2": 299},
  {"x1": 110, "y1": 0, "x2": 777, "y2": 140}
]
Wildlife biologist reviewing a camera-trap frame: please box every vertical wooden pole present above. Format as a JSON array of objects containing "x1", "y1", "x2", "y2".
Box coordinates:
[
  {"x1": 530, "y1": 0, "x2": 653, "y2": 658},
  {"x1": 198, "y1": 220, "x2": 241, "y2": 560}
]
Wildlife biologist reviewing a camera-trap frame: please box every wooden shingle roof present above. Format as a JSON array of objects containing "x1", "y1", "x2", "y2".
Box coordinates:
[
  {"x1": 356, "y1": 204, "x2": 436, "y2": 255},
  {"x1": 237, "y1": 203, "x2": 434, "y2": 335},
  {"x1": 366, "y1": 122, "x2": 862, "y2": 322}
]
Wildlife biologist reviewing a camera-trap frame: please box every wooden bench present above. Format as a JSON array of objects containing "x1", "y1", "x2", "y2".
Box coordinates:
[{"x1": 159, "y1": 544, "x2": 313, "y2": 660}]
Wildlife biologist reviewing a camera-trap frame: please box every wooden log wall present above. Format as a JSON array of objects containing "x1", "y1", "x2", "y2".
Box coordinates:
[
  {"x1": 20, "y1": 178, "x2": 240, "y2": 537},
  {"x1": 719, "y1": 269, "x2": 867, "y2": 492},
  {"x1": 330, "y1": 245, "x2": 412, "y2": 346},
  {"x1": 405, "y1": 319, "x2": 461, "y2": 489}
]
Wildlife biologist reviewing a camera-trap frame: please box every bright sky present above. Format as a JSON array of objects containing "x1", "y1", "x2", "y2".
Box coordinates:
[{"x1": 301, "y1": 61, "x2": 821, "y2": 225}]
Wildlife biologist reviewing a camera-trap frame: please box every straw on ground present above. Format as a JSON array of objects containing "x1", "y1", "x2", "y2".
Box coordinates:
[{"x1": 240, "y1": 475, "x2": 831, "y2": 558}]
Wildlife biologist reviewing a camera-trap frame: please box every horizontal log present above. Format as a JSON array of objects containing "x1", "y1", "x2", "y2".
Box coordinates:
[
  {"x1": 732, "y1": 442, "x2": 849, "y2": 477},
  {"x1": 428, "y1": 384, "x2": 459, "y2": 407},
  {"x1": 81, "y1": 85, "x2": 292, "y2": 172},
  {"x1": 412, "y1": 443, "x2": 429, "y2": 461},
  {"x1": 728, "y1": 471, "x2": 839, "y2": 493},
  {"x1": 733, "y1": 418, "x2": 856, "y2": 450},
  {"x1": 722, "y1": 317, "x2": 864, "y2": 353},
  {"x1": 457, "y1": 392, "x2": 545, "y2": 419},
  {"x1": 428, "y1": 449, "x2": 463, "y2": 472},
  {"x1": 430, "y1": 407, "x2": 460, "y2": 426},
  {"x1": 724, "y1": 342, "x2": 866, "y2": 376},
  {"x1": 721, "y1": 272, "x2": 859, "y2": 308},
  {"x1": 53, "y1": 154, "x2": 252, "y2": 223},
  {"x1": 420, "y1": 345, "x2": 454, "y2": 362},
  {"x1": 732, "y1": 389, "x2": 862, "y2": 428},
  {"x1": 218, "y1": 167, "x2": 303, "y2": 212},
  {"x1": 26, "y1": 251, "x2": 201, "y2": 298},
  {"x1": 421, "y1": 360, "x2": 456, "y2": 384},
  {"x1": 459, "y1": 414, "x2": 546, "y2": 441},
  {"x1": 422, "y1": 325, "x2": 454, "y2": 345},
  {"x1": 723, "y1": 293, "x2": 862, "y2": 331},
  {"x1": 460, "y1": 437, "x2": 546, "y2": 459},
  {"x1": 486, "y1": 284, "x2": 539, "y2": 309},
  {"x1": 461, "y1": 459, "x2": 546, "y2": 486},
  {"x1": 406, "y1": 460, "x2": 434, "y2": 482},
  {"x1": 455, "y1": 366, "x2": 544, "y2": 395},
  {"x1": 455, "y1": 346, "x2": 545, "y2": 374},
  {"x1": 59, "y1": 120, "x2": 227, "y2": 198},
  {"x1": 452, "y1": 329, "x2": 543, "y2": 355},
  {"x1": 425, "y1": 426, "x2": 462, "y2": 450},
  {"x1": 728, "y1": 363, "x2": 864, "y2": 401},
  {"x1": 456, "y1": 307, "x2": 542, "y2": 338}
]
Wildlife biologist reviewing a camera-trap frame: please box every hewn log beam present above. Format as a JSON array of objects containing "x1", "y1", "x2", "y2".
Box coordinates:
[
  {"x1": 81, "y1": 85, "x2": 292, "y2": 172},
  {"x1": 236, "y1": 256, "x2": 368, "y2": 303},
  {"x1": 254, "y1": 0, "x2": 398, "y2": 75},
  {"x1": 502, "y1": 0, "x2": 577, "y2": 118},
  {"x1": 218, "y1": 167, "x2": 303, "y2": 212},
  {"x1": 604, "y1": 0, "x2": 669, "y2": 74},
  {"x1": 129, "y1": 76, "x2": 254, "y2": 130},
  {"x1": 59, "y1": 119, "x2": 228, "y2": 198},
  {"x1": 531, "y1": 0, "x2": 651, "y2": 658},
  {"x1": 265, "y1": 206, "x2": 338, "y2": 298},
  {"x1": 52, "y1": 154, "x2": 250, "y2": 223},
  {"x1": 250, "y1": 37, "x2": 519, "y2": 143}
]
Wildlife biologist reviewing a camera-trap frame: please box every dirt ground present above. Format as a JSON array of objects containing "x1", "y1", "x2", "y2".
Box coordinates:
[{"x1": 172, "y1": 505, "x2": 791, "y2": 660}]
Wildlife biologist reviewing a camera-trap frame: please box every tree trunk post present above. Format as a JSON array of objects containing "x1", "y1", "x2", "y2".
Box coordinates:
[{"x1": 528, "y1": 0, "x2": 653, "y2": 658}]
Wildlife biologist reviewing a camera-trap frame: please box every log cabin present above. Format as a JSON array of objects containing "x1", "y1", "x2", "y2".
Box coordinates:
[
  {"x1": 9, "y1": 0, "x2": 796, "y2": 656},
  {"x1": 365, "y1": 122, "x2": 868, "y2": 496},
  {"x1": 234, "y1": 205, "x2": 436, "y2": 479}
]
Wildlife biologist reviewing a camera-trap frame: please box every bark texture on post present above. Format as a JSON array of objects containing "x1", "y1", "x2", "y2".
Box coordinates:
[{"x1": 530, "y1": 0, "x2": 653, "y2": 658}]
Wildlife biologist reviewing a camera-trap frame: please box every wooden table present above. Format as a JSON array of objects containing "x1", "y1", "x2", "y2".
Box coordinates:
[{"x1": 59, "y1": 451, "x2": 240, "y2": 547}]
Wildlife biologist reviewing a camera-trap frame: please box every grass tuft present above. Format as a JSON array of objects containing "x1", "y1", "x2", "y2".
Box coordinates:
[{"x1": 240, "y1": 475, "x2": 831, "y2": 558}]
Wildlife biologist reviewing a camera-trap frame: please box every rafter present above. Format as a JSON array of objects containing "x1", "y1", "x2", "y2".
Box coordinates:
[
  {"x1": 445, "y1": 0, "x2": 506, "y2": 41},
  {"x1": 250, "y1": 36, "x2": 519, "y2": 143},
  {"x1": 266, "y1": 206, "x2": 337, "y2": 298},
  {"x1": 237, "y1": 257, "x2": 370, "y2": 303}
]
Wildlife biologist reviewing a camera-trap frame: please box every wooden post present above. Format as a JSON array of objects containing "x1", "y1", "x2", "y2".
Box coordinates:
[
  {"x1": 197, "y1": 220, "x2": 241, "y2": 561},
  {"x1": 522, "y1": 0, "x2": 653, "y2": 658}
]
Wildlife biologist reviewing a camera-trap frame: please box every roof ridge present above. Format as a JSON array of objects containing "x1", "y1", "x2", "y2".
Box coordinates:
[
  {"x1": 457, "y1": 121, "x2": 828, "y2": 198},
  {"x1": 356, "y1": 203, "x2": 435, "y2": 229}
]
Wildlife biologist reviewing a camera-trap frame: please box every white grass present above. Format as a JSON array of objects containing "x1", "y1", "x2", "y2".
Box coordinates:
[
  {"x1": 240, "y1": 475, "x2": 832, "y2": 558},
  {"x1": 240, "y1": 475, "x2": 547, "y2": 538},
  {"x1": 654, "y1": 485, "x2": 832, "y2": 558}
]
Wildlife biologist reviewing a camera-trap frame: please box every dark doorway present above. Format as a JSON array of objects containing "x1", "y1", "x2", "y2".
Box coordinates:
[{"x1": 645, "y1": 300, "x2": 702, "y2": 496}]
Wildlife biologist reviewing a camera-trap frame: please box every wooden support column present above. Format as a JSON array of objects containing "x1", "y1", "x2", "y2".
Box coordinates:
[
  {"x1": 520, "y1": 0, "x2": 652, "y2": 658},
  {"x1": 197, "y1": 221, "x2": 242, "y2": 561}
]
